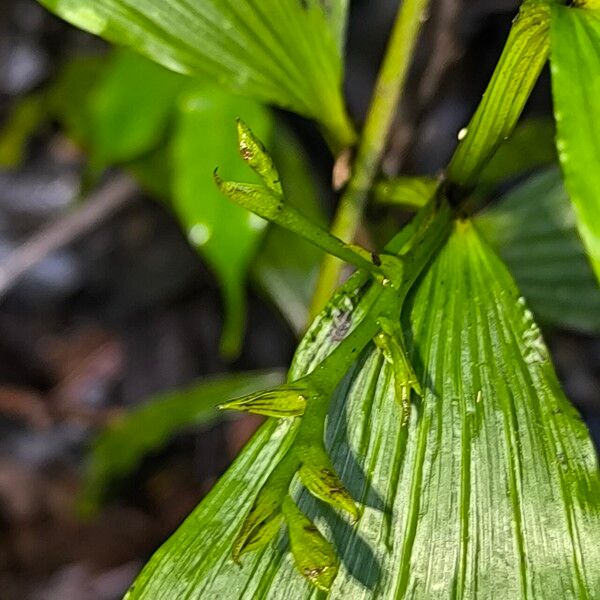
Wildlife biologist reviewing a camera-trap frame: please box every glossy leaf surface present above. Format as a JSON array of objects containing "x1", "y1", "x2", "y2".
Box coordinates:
[
  {"x1": 447, "y1": 0, "x2": 556, "y2": 188},
  {"x1": 81, "y1": 370, "x2": 284, "y2": 512},
  {"x1": 37, "y1": 0, "x2": 355, "y2": 148},
  {"x1": 551, "y1": 5, "x2": 600, "y2": 281},
  {"x1": 477, "y1": 169, "x2": 600, "y2": 334},
  {"x1": 126, "y1": 223, "x2": 600, "y2": 599}
]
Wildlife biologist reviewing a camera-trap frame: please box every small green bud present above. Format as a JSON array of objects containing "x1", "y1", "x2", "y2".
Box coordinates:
[
  {"x1": 282, "y1": 496, "x2": 339, "y2": 592},
  {"x1": 219, "y1": 383, "x2": 312, "y2": 418},
  {"x1": 236, "y1": 119, "x2": 282, "y2": 195},
  {"x1": 298, "y1": 444, "x2": 359, "y2": 521}
]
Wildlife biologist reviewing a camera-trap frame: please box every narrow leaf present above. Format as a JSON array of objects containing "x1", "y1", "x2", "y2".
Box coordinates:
[
  {"x1": 550, "y1": 5, "x2": 600, "y2": 281},
  {"x1": 476, "y1": 168, "x2": 600, "y2": 333},
  {"x1": 126, "y1": 222, "x2": 600, "y2": 598},
  {"x1": 36, "y1": 0, "x2": 355, "y2": 149},
  {"x1": 447, "y1": 0, "x2": 555, "y2": 188},
  {"x1": 81, "y1": 370, "x2": 284, "y2": 514}
]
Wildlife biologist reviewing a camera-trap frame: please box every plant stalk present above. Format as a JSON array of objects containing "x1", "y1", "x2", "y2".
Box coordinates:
[{"x1": 309, "y1": 0, "x2": 431, "y2": 319}]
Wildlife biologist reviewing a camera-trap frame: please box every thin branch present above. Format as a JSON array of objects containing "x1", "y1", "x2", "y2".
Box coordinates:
[
  {"x1": 0, "y1": 174, "x2": 138, "y2": 298},
  {"x1": 309, "y1": 0, "x2": 432, "y2": 318}
]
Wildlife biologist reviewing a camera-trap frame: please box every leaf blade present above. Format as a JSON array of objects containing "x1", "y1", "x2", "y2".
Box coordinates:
[
  {"x1": 476, "y1": 168, "x2": 600, "y2": 334},
  {"x1": 551, "y1": 5, "x2": 600, "y2": 281},
  {"x1": 37, "y1": 0, "x2": 355, "y2": 148},
  {"x1": 126, "y1": 223, "x2": 600, "y2": 598}
]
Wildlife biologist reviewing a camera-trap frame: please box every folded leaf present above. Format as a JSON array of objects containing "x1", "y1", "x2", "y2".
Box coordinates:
[
  {"x1": 172, "y1": 88, "x2": 273, "y2": 357},
  {"x1": 37, "y1": 0, "x2": 355, "y2": 149},
  {"x1": 81, "y1": 369, "x2": 284, "y2": 514},
  {"x1": 477, "y1": 168, "x2": 600, "y2": 334},
  {"x1": 126, "y1": 222, "x2": 600, "y2": 599},
  {"x1": 550, "y1": 5, "x2": 600, "y2": 281}
]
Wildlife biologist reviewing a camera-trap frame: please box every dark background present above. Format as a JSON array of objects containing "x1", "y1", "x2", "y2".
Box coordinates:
[{"x1": 0, "y1": 1, "x2": 598, "y2": 598}]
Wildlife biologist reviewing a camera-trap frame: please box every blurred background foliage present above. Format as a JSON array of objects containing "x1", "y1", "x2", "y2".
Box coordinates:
[{"x1": 0, "y1": 1, "x2": 598, "y2": 598}]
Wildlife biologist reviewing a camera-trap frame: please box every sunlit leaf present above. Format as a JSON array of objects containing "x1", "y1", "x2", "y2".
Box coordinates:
[
  {"x1": 125, "y1": 222, "x2": 600, "y2": 599},
  {"x1": 447, "y1": 0, "x2": 555, "y2": 187},
  {"x1": 477, "y1": 168, "x2": 600, "y2": 334},
  {"x1": 550, "y1": 5, "x2": 600, "y2": 281},
  {"x1": 171, "y1": 88, "x2": 273, "y2": 357},
  {"x1": 36, "y1": 0, "x2": 355, "y2": 149},
  {"x1": 81, "y1": 370, "x2": 284, "y2": 514}
]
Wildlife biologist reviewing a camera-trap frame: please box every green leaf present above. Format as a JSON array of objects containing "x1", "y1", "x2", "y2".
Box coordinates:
[
  {"x1": 36, "y1": 0, "x2": 355, "y2": 150},
  {"x1": 447, "y1": 0, "x2": 556, "y2": 188},
  {"x1": 373, "y1": 176, "x2": 438, "y2": 210},
  {"x1": 171, "y1": 88, "x2": 273, "y2": 358},
  {"x1": 126, "y1": 222, "x2": 600, "y2": 599},
  {"x1": 49, "y1": 55, "x2": 106, "y2": 145},
  {"x1": 81, "y1": 370, "x2": 284, "y2": 514},
  {"x1": 476, "y1": 168, "x2": 600, "y2": 334},
  {"x1": 477, "y1": 117, "x2": 556, "y2": 186},
  {"x1": 551, "y1": 5, "x2": 600, "y2": 281},
  {"x1": 88, "y1": 50, "x2": 185, "y2": 169},
  {"x1": 322, "y1": 0, "x2": 350, "y2": 51}
]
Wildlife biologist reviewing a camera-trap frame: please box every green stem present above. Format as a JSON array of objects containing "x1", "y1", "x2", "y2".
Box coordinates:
[{"x1": 309, "y1": 0, "x2": 432, "y2": 319}]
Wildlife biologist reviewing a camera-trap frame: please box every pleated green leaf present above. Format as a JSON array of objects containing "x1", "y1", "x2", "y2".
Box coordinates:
[
  {"x1": 477, "y1": 169, "x2": 600, "y2": 334},
  {"x1": 126, "y1": 222, "x2": 600, "y2": 599},
  {"x1": 36, "y1": 0, "x2": 355, "y2": 149},
  {"x1": 81, "y1": 370, "x2": 284, "y2": 514},
  {"x1": 551, "y1": 5, "x2": 600, "y2": 281}
]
